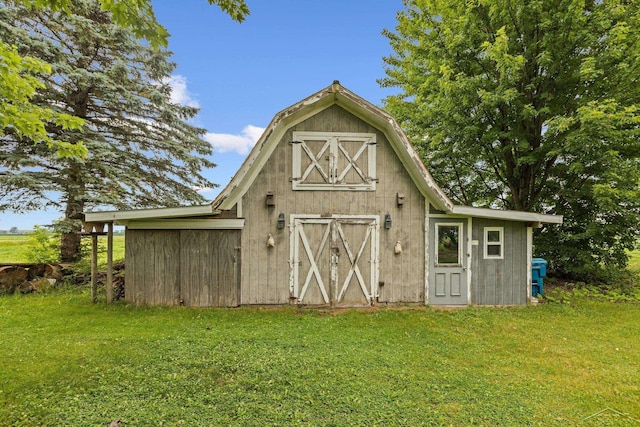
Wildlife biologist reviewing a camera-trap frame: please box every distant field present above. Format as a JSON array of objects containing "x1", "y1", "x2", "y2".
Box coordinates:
[
  {"x1": 0, "y1": 235, "x2": 31, "y2": 263},
  {"x1": 0, "y1": 234, "x2": 125, "y2": 264}
]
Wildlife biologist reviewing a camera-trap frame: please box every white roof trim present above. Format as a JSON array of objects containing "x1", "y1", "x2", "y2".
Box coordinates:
[
  {"x1": 451, "y1": 206, "x2": 563, "y2": 224},
  {"x1": 123, "y1": 218, "x2": 244, "y2": 230},
  {"x1": 84, "y1": 205, "x2": 217, "y2": 223},
  {"x1": 212, "y1": 82, "x2": 454, "y2": 212}
]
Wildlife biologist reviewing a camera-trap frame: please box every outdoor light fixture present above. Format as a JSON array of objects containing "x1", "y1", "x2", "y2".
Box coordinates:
[
  {"x1": 277, "y1": 213, "x2": 285, "y2": 229},
  {"x1": 384, "y1": 213, "x2": 392, "y2": 229},
  {"x1": 394, "y1": 241, "x2": 403, "y2": 254},
  {"x1": 397, "y1": 192, "x2": 405, "y2": 207}
]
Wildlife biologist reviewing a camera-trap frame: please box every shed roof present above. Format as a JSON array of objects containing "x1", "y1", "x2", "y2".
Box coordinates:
[{"x1": 84, "y1": 205, "x2": 217, "y2": 223}]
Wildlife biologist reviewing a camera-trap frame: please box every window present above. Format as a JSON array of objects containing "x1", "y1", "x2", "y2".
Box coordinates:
[
  {"x1": 291, "y1": 131, "x2": 377, "y2": 190},
  {"x1": 484, "y1": 227, "x2": 504, "y2": 259},
  {"x1": 435, "y1": 223, "x2": 462, "y2": 266}
]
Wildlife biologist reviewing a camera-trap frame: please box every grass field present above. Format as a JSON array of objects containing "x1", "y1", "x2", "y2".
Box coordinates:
[
  {"x1": 1, "y1": 290, "x2": 639, "y2": 426},
  {"x1": 0, "y1": 234, "x2": 125, "y2": 264},
  {"x1": 0, "y1": 235, "x2": 31, "y2": 263}
]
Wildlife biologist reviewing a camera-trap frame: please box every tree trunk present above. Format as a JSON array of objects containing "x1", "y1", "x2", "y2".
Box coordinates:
[
  {"x1": 60, "y1": 230, "x2": 82, "y2": 263},
  {"x1": 60, "y1": 185, "x2": 84, "y2": 263}
]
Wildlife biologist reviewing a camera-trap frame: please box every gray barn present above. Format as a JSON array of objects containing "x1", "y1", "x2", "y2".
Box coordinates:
[{"x1": 86, "y1": 82, "x2": 562, "y2": 307}]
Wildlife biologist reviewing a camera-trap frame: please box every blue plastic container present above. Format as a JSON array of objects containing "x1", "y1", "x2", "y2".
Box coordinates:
[{"x1": 531, "y1": 258, "x2": 548, "y2": 297}]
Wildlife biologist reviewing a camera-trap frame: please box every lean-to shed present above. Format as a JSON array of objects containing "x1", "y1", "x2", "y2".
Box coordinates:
[{"x1": 85, "y1": 82, "x2": 562, "y2": 307}]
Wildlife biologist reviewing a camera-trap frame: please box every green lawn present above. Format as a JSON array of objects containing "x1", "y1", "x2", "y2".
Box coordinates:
[
  {"x1": 0, "y1": 234, "x2": 125, "y2": 264},
  {"x1": 1, "y1": 291, "x2": 638, "y2": 426}
]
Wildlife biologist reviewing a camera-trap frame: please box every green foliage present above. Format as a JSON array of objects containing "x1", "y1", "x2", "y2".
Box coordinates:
[
  {"x1": 0, "y1": 40, "x2": 85, "y2": 158},
  {"x1": 0, "y1": 0, "x2": 249, "y2": 174},
  {"x1": 17, "y1": 0, "x2": 249, "y2": 48},
  {"x1": 24, "y1": 226, "x2": 60, "y2": 263},
  {"x1": 544, "y1": 272, "x2": 640, "y2": 304},
  {"x1": 0, "y1": 0, "x2": 222, "y2": 260},
  {"x1": 382, "y1": 0, "x2": 640, "y2": 282},
  {"x1": 1, "y1": 295, "x2": 639, "y2": 425}
]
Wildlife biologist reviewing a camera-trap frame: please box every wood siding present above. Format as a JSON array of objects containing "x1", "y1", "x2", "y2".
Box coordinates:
[
  {"x1": 240, "y1": 105, "x2": 426, "y2": 305},
  {"x1": 470, "y1": 219, "x2": 528, "y2": 305},
  {"x1": 125, "y1": 229, "x2": 239, "y2": 307}
]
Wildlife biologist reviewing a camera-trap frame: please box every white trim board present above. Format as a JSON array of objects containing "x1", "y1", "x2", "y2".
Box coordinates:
[
  {"x1": 451, "y1": 206, "x2": 562, "y2": 224},
  {"x1": 123, "y1": 219, "x2": 245, "y2": 230},
  {"x1": 85, "y1": 205, "x2": 218, "y2": 223}
]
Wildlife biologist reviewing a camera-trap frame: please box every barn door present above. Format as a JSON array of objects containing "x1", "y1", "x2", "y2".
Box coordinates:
[
  {"x1": 429, "y1": 221, "x2": 468, "y2": 305},
  {"x1": 290, "y1": 216, "x2": 379, "y2": 306}
]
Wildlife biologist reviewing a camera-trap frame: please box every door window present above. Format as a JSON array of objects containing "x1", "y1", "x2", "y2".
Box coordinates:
[{"x1": 435, "y1": 223, "x2": 462, "y2": 266}]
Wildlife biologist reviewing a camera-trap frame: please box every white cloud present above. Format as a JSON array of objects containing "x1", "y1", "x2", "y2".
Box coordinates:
[
  {"x1": 165, "y1": 75, "x2": 199, "y2": 108},
  {"x1": 204, "y1": 125, "x2": 265, "y2": 155},
  {"x1": 192, "y1": 186, "x2": 216, "y2": 194}
]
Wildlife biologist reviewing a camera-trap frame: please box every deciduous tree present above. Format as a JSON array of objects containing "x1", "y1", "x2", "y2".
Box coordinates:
[{"x1": 381, "y1": 0, "x2": 640, "y2": 280}]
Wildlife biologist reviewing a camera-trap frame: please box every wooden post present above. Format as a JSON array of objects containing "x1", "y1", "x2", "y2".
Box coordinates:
[
  {"x1": 91, "y1": 233, "x2": 98, "y2": 303},
  {"x1": 106, "y1": 222, "x2": 113, "y2": 304}
]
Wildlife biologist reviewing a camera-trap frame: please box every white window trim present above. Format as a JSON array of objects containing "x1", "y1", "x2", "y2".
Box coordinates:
[
  {"x1": 484, "y1": 227, "x2": 504, "y2": 260},
  {"x1": 434, "y1": 222, "x2": 463, "y2": 267},
  {"x1": 292, "y1": 131, "x2": 377, "y2": 191}
]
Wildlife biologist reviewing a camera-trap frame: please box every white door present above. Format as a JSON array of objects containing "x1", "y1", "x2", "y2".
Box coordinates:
[
  {"x1": 290, "y1": 215, "x2": 379, "y2": 306},
  {"x1": 430, "y1": 221, "x2": 468, "y2": 305}
]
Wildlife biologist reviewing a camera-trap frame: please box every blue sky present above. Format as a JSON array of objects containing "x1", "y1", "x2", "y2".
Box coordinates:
[{"x1": 1, "y1": 0, "x2": 404, "y2": 230}]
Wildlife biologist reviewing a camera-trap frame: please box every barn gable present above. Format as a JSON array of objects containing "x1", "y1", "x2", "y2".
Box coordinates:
[{"x1": 212, "y1": 81, "x2": 453, "y2": 214}]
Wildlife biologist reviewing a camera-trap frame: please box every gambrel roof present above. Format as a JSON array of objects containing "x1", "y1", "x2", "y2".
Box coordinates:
[
  {"x1": 211, "y1": 81, "x2": 561, "y2": 225},
  {"x1": 212, "y1": 81, "x2": 454, "y2": 212},
  {"x1": 86, "y1": 82, "x2": 561, "y2": 225}
]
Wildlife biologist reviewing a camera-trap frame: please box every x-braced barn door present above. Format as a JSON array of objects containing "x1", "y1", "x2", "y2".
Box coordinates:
[
  {"x1": 290, "y1": 215, "x2": 379, "y2": 307},
  {"x1": 291, "y1": 132, "x2": 377, "y2": 190}
]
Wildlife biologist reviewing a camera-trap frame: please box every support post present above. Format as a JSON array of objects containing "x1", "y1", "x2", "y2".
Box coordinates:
[
  {"x1": 106, "y1": 222, "x2": 113, "y2": 304},
  {"x1": 91, "y1": 233, "x2": 98, "y2": 303}
]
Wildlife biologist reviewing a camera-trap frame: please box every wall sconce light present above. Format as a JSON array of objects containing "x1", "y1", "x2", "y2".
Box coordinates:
[
  {"x1": 397, "y1": 192, "x2": 405, "y2": 207},
  {"x1": 384, "y1": 213, "x2": 392, "y2": 229},
  {"x1": 277, "y1": 213, "x2": 285, "y2": 229},
  {"x1": 394, "y1": 241, "x2": 403, "y2": 254},
  {"x1": 266, "y1": 192, "x2": 275, "y2": 207},
  {"x1": 266, "y1": 234, "x2": 275, "y2": 248}
]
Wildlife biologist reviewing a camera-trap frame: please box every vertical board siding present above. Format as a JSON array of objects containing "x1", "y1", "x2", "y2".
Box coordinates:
[
  {"x1": 471, "y1": 219, "x2": 528, "y2": 305},
  {"x1": 179, "y1": 229, "x2": 239, "y2": 307},
  {"x1": 125, "y1": 229, "x2": 180, "y2": 306},
  {"x1": 241, "y1": 104, "x2": 425, "y2": 305},
  {"x1": 125, "y1": 229, "x2": 239, "y2": 307}
]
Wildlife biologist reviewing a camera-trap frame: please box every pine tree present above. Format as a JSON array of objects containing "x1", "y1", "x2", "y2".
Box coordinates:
[{"x1": 0, "y1": 0, "x2": 217, "y2": 261}]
